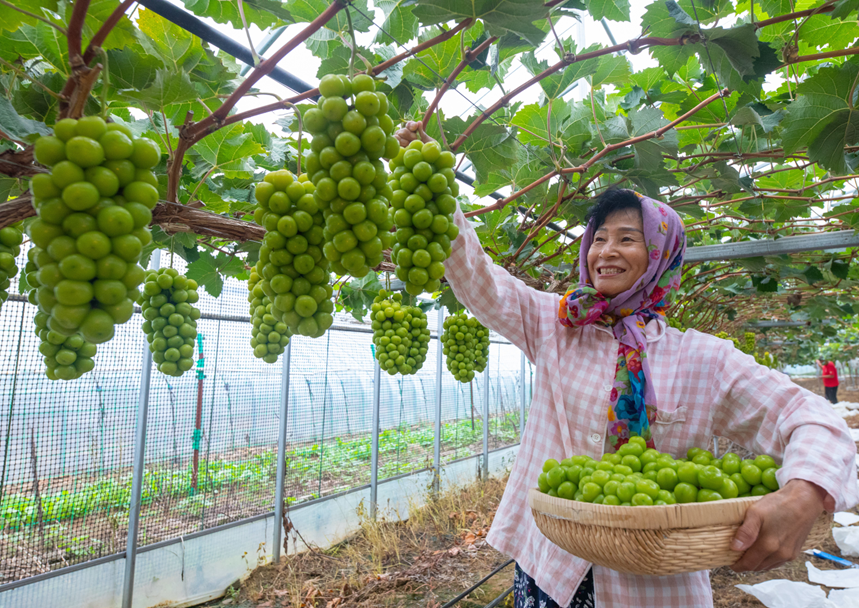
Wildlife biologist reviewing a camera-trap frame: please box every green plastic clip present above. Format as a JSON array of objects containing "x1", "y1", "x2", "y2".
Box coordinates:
[{"x1": 192, "y1": 429, "x2": 202, "y2": 450}]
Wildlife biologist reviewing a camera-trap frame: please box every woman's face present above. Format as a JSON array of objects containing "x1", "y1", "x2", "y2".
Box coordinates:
[{"x1": 586, "y1": 209, "x2": 649, "y2": 298}]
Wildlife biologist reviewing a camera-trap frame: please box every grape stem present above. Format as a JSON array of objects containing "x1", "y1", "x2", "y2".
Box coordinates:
[{"x1": 345, "y1": 6, "x2": 357, "y2": 79}]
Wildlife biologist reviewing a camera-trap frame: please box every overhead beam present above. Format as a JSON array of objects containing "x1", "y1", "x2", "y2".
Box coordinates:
[
  {"x1": 134, "y1": 0, "x2": 316, "y2": 97},
  {"x1": 685, "y1": 231, "x2": 859, "y2": 262},
  {"x1": 745, "y1": 320, "x2": 836, "y2": 328}
]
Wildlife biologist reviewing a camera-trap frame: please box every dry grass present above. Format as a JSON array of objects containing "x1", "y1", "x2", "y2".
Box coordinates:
[
  {"x1": 203, "y1": 475, "x2": 513, "y2": 608},
  {"x1": 202, "y1": 385, "x2": 859, "y2": 608}
]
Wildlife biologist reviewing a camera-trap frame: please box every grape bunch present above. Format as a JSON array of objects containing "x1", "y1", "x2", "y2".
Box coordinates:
[
  {"x1": 139, "y1": 268, "x2": 201, "y2": 377},
  {"x1": 371, "y1": 289, "x2": 430, "y2": 376},
  {"x1": 25, "y1": 116, "x2": 157, "y2": 356},
  {"x1": 441, "y1": 311, "x2": 489, "y2": 383},
  {"x1": 388, "y1": 140, "x2": 460, "y2": 296},
  {"x1": 247, "y1": 261, "x2": 292, "y2": 363},
  {"x1": 33, "y1": 310, "x2": 97, "y2": 380},
  {"x1": 253, "y1": 170, "x2": 334, "y2": 338},
  {"x1": 303, "y1": 73, "x2": 398, "y2": 278},
  {"x1": 538, "y1": 438, "x2": 782, "y2": 506},
  {"x1": 0, "y1": 225, "x2": 23, "y2": 312}
]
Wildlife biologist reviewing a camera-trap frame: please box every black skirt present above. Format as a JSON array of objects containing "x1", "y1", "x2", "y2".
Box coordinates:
[{"x1": 513, "y1": 563, "x2": 594, "y2": 608}]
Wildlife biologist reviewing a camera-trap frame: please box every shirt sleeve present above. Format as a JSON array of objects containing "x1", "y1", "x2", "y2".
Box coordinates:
[
  {"x1": 709, "y1": 339, "x2": 858, "y2": 512},
  {"x1": 444, "y1": 206, "x2": 560, "y2": 364}
]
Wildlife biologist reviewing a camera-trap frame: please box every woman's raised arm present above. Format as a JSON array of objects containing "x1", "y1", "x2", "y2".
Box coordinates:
[{"x1": 444, "y1": 206, "x2": 560, "y2": 364}]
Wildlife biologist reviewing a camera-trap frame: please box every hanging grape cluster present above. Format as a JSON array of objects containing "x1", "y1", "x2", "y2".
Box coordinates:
[
  {"x1": 247, "y1": 261, "x2": 292, "y2": 363},
  {"x1": 303, "y1": 73, "x2": 398, "y2": 279},
  {"x1": 139, "y1": 268, "x2": 201, "y2": 377},
  {"x1": 371, "y1": 289, "x2": 431, "y2": 376},
  {"x1": 388, "y1": 139, "x2": 459, "y2": 296},
  {"x1": 253, "y1": 169, "x2": 333, "y2": 339},
  {"x1": 441, "y1": 311, "x2": 489, "y2": 383},
  {"x1": 32, "y1": 310, "x2": 98, "y2": 380},
  {"x1": 0, "y1": 225, "x2": 23, "y2": 312},
  {"x1": 24, "y1": 117, "x2": 157, "y2": 378}
]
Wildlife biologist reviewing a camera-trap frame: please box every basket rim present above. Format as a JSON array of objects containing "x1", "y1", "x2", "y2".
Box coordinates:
[{"x1": 529, "y1": 487, "x2": 764, "y2": 530}]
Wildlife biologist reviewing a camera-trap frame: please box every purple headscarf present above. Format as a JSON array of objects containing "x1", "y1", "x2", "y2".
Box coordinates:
[{"x1": 558, "y1": 192, "x2": 686, "y2": 450}]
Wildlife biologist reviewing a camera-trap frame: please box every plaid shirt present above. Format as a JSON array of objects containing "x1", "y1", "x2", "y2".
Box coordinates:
[{"x1": 446, "y1": 208, "x2": 859, "y2": 607}]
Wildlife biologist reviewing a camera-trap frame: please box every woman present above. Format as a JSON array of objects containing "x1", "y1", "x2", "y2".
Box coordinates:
[{"x1": 444, "y1": 189, "x2": 858, "y2": 608}]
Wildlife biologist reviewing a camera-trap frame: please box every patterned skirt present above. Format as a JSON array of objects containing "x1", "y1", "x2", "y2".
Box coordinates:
[{"x1": 513, "y1": 564, "x2": 594, "y2": 608}]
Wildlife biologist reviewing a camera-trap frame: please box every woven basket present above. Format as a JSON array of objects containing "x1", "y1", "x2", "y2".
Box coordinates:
[{"x1": 529, "y1": 488, "x2": 832, "y2": 576}]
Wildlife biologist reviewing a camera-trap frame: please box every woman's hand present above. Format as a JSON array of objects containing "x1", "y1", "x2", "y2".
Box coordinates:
[{"x1": 730, "y1": 479, "x2": 830, "y2": 572}]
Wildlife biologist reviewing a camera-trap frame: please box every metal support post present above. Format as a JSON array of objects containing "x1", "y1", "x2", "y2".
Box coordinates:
[
  {"x1": 432, "y1": 309, "x2": 444, "y2": 495},
  {"x1": 273, "y1": 340, "x2": 292, "y2": 564},
  {"x1": 122, "y1": 250, "x2": 159, "y2": 608},
  {"x1": 519, "y1": 352, "x2": 526, "y2": 440},
  {"x1": 369, "y1": 357, "x2": 381, "y2": 519},
  {"x1": 482, "y1": 362, "x2": 489, "y2": 479}
]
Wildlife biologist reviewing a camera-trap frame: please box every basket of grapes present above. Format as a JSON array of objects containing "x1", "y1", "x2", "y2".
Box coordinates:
[{"x1": 528, "y1": 437, "x2": 832, "y2": 576}]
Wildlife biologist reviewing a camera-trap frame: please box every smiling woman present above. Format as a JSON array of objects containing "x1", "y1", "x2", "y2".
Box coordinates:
[
  {"x1": 443, "y1": 190, "x2": 858, "y2": 608},
  {"x1": 585, "y1": 189, "x2": 650, "y2": 298}
]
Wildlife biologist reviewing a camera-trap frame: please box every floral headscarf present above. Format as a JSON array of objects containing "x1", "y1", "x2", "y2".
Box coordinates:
[{"x1": 558, "y1": 192, "x2": 686, "y2": 450}]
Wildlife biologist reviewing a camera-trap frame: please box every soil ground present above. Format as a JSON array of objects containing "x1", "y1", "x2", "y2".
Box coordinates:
[{"x1": 200, "y1": 383, "x2": 859, "y2": 608}]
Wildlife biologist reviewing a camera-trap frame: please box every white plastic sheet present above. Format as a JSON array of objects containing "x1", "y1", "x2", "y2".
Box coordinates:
[
  {"x1": 736, "y1": 579, "x2": 859, "y2": 608},
  {"x1": 850, "y1": 428, "x2": 859, "y2": 441},
  {"x1": 834, "y1": 527, "x2": 859, "y2": 559},
  {"x1": 834, "y1": 512, "x2": 859, "y2": 527},
  {"x1": 806, "y1": 562, "x2": 859, "y2": 588}
]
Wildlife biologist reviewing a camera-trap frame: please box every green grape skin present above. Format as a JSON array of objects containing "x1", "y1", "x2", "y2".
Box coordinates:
[
  {"x1": 441, "y1": 311, "x2": 489, "y2": 383},
  {"x1": 387, "y1": 140, "x2": 458, "y2": 296},
  {"x1": 139, "y1": 268, "x2": 200, "y2": 377},
  {"x1": 26, "y1": 118, "x2": 156, "y2": 377},
  {"x1": 370, "y1": 289, "x2": 431, "y2": 376}
]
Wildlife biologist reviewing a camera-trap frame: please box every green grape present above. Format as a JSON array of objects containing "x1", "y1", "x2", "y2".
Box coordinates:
[
  {"x1": 32, "y1": 310, "x2": 97, "y2": 381},
  {"x1": 25, "y1": 118, "x2": 155, "y2": 377},
  {"x1": 305, "y1": 74, "x2": 397, "y2": 280},
  {"x1": 370, "y1": 289, "x2": 431, "y2": 376},
  {"x1": 0, "y1": 225, "x2": 23, "y2": 313},
  {"x1": 441, "y1": 310, "x2": 489, "y2": 383},
  {"x1": 247, "y1": 262, "x2": 293, "y2": 363},
  {"x1": 252, "y1": 170, "x2": 334, "y2": 339},
  {"x1": 387, "y1": 140, "x2": 459, "y2": 296},
  {"x1": 139, "y1": 268, "x2": 200, "y2": 377},
  {"x1": 538, "y1": 440, "x2": 782, "y2": 505}
]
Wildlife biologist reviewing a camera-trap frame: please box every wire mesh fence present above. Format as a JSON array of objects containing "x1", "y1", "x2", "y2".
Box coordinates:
[{"x1": 0, "y1": 251, "x2": 530, "y2": 587}]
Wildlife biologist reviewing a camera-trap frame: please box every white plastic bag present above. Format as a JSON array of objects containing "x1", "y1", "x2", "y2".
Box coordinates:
[
  {"x1": 736, "y1": 580, "x2": 837, "y2": 608},
  {"x1": 828, "y1": 589, "x2": 859, "y2": 608},
  {"x1": 834, "y1": 512, "x2": 859, "y2": 527},
  {"x1": 807, "y1": 562, "x2": 859, "y2": 588},
  {"x1": 834, "y1": 527, "x2": 859, "y2": 559}
]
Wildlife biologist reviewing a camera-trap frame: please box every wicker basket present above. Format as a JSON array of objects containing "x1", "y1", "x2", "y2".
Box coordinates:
[{"x1": 529, "y1": 488, "x2": 832, "y2": 576}]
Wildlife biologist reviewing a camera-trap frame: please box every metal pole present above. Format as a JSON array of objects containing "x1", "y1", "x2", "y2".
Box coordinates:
[
  {"x1": 272, "y1": 340, "x2": 292, "y2": 564},
  {"x1": 433, "y1": 309, "x2": 444, "y2": 495},
  {"x1": 520, "y1": 351, "x2": 526, "y2": 440},
  {"x1": 369, "y1": 358, "x2": 381, "y2": 519},
  {"x1": 482, "y1": 358, "x2": 489, "y2": 479},
  {"x1": 122, "y1": 249, "x2": 160, "y2": 608}
]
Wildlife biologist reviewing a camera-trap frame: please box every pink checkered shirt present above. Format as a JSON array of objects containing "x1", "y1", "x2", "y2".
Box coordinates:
[{"x1": 446, "y1": 208, "x2": 859, "y2": 607}]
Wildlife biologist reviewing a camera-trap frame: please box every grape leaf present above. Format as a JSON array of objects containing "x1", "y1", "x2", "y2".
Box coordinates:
[
  {"x1": 509, "y1": 100, "x2": 570, "y2": 146},
  {"x1": 753, "y1": 275, "x2": 779, "y2": 293},
  {"x1": 4, "y1": 23, "x2": 69, "y2": 75},
  {"x1": 0, "y1": 0, "x2": 58, "y2": 34},
  {"x1": 591, "y1": 54, "x2": 631, "y2": 88},
  {"x1": 402, "y1": 34, "x2": 461, "y2": 89},
  {"x1": 782, "y1": 62, "x2": 859, "y2": 173},
  {"x1": 442, "y1": 117, "x2": 519, "y2": 185},
  {"x1": 0, "y1": 97, "x2": 51, "y2": 142},
  {"x1": 79, "y1": 0, "x2": 138, "y2": 52},
  {"x1": 797, "y1": 14, "x2": 859, "y2": 51},
  {"x1": 438, "y1": 286, "x2": 464, "y2": 314},
  {"x1": 520, "y1": 44, "x2": 601, "y2": 99},
  {"x1": 107, "y1": 47, "x2": 164, "y2": 91},
  {"x1": 180, "y1": 0, "x2": 290, "y2": 30},
  {"x1": 11, "y1": 72, "x2": 65, "y2": 125},
  {"x1": 411, "y1": 0, "x2": 548, "y2": 46},
  {"x1": 137, "y1": 8, "x2": 205, "y2": 71},
  {"x1": 190, "y1": 123, "x2": 266, "y2": 179},
  {"x1": 628, "y1": 106, "x2": 679, "y2": 172},
  {"x1": 374, "y1": 0, "x2": 419, "y2": 45},
  {"x1": 288, "y1": 0, "x2": 372, "y2": 34},
  {"x1": 186, "y1": 251, "x2": 244, "y2": 297},
  {"x1": 587, "y1": 0, "x2": 630, "y2": 21},
  {"x1": 121, "y1": 69, "x2": 199, "y2": 112},
  {"x1": 340, "y1": 273, "x2": 383, "y2": 321},
  {"x1": 830, "y1": 0, "x2": 859, "y2": 19}
]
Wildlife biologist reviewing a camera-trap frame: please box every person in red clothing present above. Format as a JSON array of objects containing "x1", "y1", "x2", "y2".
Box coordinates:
[{"x1": 816, "y1": 360, "x2": 839, "y2": 404}]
